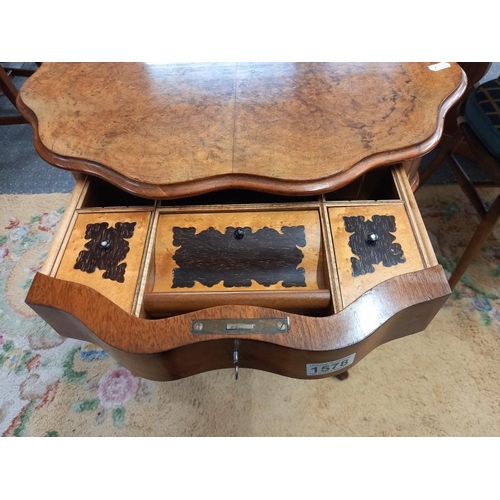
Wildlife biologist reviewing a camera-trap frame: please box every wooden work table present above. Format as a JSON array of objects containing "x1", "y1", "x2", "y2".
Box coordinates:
[
  {"x1": 18, "y1": 62, "x2": 465, "y2": 197},
  {"x1": 20, "y1": 62, "x2": 466, "y2": 381}
]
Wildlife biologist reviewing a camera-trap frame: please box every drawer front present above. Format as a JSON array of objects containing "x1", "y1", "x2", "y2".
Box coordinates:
[
  {"x1": 40, "y1": 167, "x2": 439, "y2": 319},
  {"x1": 328, "y1": 202, "x2": 425, "y2": 307},
  {"x1": 26, "y1": 167, "x2": 452, "y2": 381},
  {"x1": 153, "y1": 210, "x2": 325, "y2": 293},
  {"x1": 55, "y1": 211, "x2": 152, "y2": 313}
]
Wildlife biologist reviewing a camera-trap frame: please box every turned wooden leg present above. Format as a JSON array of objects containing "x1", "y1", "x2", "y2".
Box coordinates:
[
  {"x1": 335, "y1": 370, "x2": 349, "y2": 381},
  {"x1": 449, "y1": 192, "x2": 500, "y2": 289}
]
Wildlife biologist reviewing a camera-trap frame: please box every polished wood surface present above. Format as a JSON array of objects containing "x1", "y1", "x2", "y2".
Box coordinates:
[
  {"x1": 147, "y1": 209, "x2": 328, "y2": 315},
  {"x1": 143, "y1": 290, "x2": 332, "y2": 317},
  {"x1": 26, "y1": 266, "x2": 450, "y2": 380},
  {"x1": 18, "y1": 62, "x2": 466, "y2": 198},
  {"x1": 22, "y1": 64, "x2": 459, "y2": 380},
  {"x1": 329, "y1": 203, "x2": 425, "y2": 307},
  {"x1": 26, "y1": 167, "x2": 450, "y2": 380},
  {"x1": 152, "y1": 210, "x2": 325, "y2": 293},
  {"x1": 40, "y1": 174, "x2": 88, "y2": 275}
]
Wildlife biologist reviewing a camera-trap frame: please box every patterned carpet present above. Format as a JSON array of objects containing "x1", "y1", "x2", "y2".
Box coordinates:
[{"x1": 1, "y1": 186, "x2": 499, "y2": 436}]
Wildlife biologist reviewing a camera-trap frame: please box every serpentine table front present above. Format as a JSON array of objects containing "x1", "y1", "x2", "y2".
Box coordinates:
[{"x1": 18, "y1": 62, "x2": 466, "y2": 380}]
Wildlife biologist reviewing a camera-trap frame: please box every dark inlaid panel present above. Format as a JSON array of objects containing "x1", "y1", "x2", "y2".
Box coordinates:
[
  {"x1": 74, "y1": 222, "x2": 136, "y2": 282},
  {"x1": 343, "y1": 215, "x2": 406, "y2": 277},
  {"x1": 171, "y1": 225, "x2": 307, "y2": 288}
]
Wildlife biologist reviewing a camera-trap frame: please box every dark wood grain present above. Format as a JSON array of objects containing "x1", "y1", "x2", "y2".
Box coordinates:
[
  {"x1": 343, "y1": 215, "x2": 405, "y2": 277},
  {"x1": 0, "y1": 66, "x2": 28, "y2": 125},
  {"x1": 17, "y1": 62, "x2": 467, "y2": 198},
  {"x1": 26, "y1": 267, "x2": 451, "y2": 380},
  {"x1": 74, "y1": 221, "x2": 136, "y2": 283},
  {"x1": 171, "y1": 225, "x2": 306, "y2": 288},
  {"x1": 328, "y1": 202, "x2": 425, "y2": 307},
  {"x1": 153, "y1": 209, "x2": 325, "y2": 294}
]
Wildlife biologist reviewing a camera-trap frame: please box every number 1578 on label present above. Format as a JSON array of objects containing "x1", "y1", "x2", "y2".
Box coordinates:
[{"x1": 306, "y1": 354, "x2": 356, "y2": 376}]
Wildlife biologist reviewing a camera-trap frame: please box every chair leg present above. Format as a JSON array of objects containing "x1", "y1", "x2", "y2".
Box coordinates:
[
  {"x1": 418, "y1": 131, "x2": 464, "y2": 187},
  {"x1": 0, "y1": 115, "x2": 27, "y2": 125},
  {"x1": 0, "y1": 66, "x2": 28, "y2": 126},
  {"x1": 0, "y1": 66, "x2": 19, "y2": 105},
  {"x1": 447, "y1": 153, "x2": 487, "y2": 218},
  {"x1": 448, "y1": 192, "x2": 500, "y2": 288},
  {"x1": 1, "y1": 67, "x2": 37, "y2": 77}
]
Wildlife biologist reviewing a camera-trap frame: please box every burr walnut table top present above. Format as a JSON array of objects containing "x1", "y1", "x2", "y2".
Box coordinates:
[{"x1": 18, "y1": 62, "x2": 466, "y2": 199}]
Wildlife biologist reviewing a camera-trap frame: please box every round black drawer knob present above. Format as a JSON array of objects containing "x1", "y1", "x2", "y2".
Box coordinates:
[
  {"x1": 366, "y1": 232, "x2": 379, "y2": 245},
  {"x1": 234, "y1": 228, "x2": 245, "y2": 240}
]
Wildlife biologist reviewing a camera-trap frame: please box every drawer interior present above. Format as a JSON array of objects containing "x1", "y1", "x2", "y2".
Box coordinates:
[
  {"x1": 81, "y1": 177, "x2": 156, "y2": 209},
  {"x1": 144, "y1": 208, "x2": 330, "y2": 316},
  {"x1": 43, "y1": 165, "x2": 435, "y2": 319},
  {"x1": 54, "y1": 209, "x2": 153, "y2": 314},
  {"x1": 324, "y1": 167, "x2": 401, "y2": 201},
  {"x1": 328, "y1": 202, "x2": 425, "y2": 307}
]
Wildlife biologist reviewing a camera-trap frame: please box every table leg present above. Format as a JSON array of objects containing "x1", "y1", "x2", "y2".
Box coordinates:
[{"x1": 335, "y1": 370, "x2": 349, "y2": 381}]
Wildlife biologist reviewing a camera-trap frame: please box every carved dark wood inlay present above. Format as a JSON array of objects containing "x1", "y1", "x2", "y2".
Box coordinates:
[
  {"x1": 171, "y1": 226, "x2": 307, "y2": 288},
  {"x1": 343, "y1": 215, "x2": 406, "y2": 277},
  {"x1": 74, "y1": 222, "x2": 137, "y2": 282}
]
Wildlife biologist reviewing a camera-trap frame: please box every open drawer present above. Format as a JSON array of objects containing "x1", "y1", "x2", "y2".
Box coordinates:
[
  {"x1": 145, "y1": 209, "x2": 329, "y2": 316},
  {"x1": 27, "y1": 165, "x2": 450, "y2": 380}
]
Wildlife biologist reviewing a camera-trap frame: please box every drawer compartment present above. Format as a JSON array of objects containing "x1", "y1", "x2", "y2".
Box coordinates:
[
  {"x1": 55, "y1": 210, "x2": 152, "y2": 313},
  {"x1": 144, "y1": 209, "x2": 330, "y2": 315},
  {"x1": 328, "y1": 202, "x2": 425, "y2": 308},
  {"x1": 38, "y1": 166, "x2": 439, "y2": 320},
  {"x1": 26, "y1": 165, "x2": 452, "y2": 381}
]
